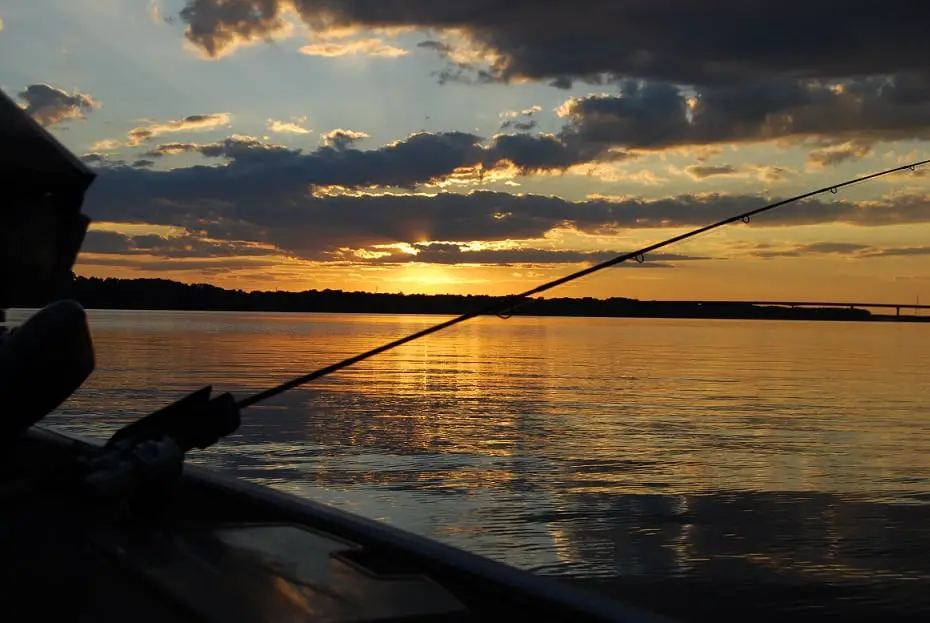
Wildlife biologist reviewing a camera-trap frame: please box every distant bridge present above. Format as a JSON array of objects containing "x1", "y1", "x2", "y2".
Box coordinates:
[{"x1": 659, "y1": 300, "x2": 927, "y2": 317}]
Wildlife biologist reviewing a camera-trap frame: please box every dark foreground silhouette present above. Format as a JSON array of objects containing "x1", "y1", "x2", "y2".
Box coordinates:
[{"x1": 13, "y1": 275, "x2": 928, "y2": 322}]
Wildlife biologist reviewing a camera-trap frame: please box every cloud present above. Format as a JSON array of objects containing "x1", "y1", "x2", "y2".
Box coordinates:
[
  {"x1": 77, "y1": 255, "x2": 279, "y2": 274},
  {"x1": 0, "y1": 15, "x2": 4, "y2": 32},
  {"x1": 171, "y1": 3, "x2": 930, "y2": 156},
  {"x1": 91, "y1": 139, "x2": 123, "y2": 152},
  {"x1": 555, "y1": 76, "x2": 930, "y2": 153},
  {"x1": 486, "y1": 132, "x2": 629, "y2": 172},
  {"x1": 499, "y1": 105, "x2": 542, "y2": 131},
  {"x1": 753, "y1": 165, "x2": 793, "y2": 183},
  {"x1": 138, "y1": 132, "x2": 485, "y2": 187},
  {"x1": 88, "y1": 115, "x2": 231, "y2": 152},
  {"x1": 678, "y1": 163, "x2": 792, "y2": 183},
  {"x1": 175, "y1": 1, "x2": 929, "y2": 87},
  {"x1": 141, "y1": 141, "x2": 200, "y2": 157},
  {"x1": 749, "y1": 241, "x2": 930, "y2": 259},
  {"x1": 126, "y1": 112, "x2": 230, "y2": 146},
  {"x1": 807, "y1": 141, "x2": 874, "y2": 167},
  {"x1": 132, "y1": 159, "x2": 155, "y2": 168},
  {"x1": 133, "y1": 129, "x2": 622, "y2": 192},
  {"x1": 83, "y1": 142, "x2": 930, "y2": 262},
  {"x1": 299, "y1": 37, "x2": 408, "y2": 57},
  {"x1": 179, "y1": 0, "x2": 294, "y2": 59},
  {"x1": 321, "y1": 128, "x2": 370, "y2": 149},
  {"x1": 77, "y1": 115, "x2": 929, "y2": 269},
  {"x1": 81, "y1": 230, "x2": 133, "y2": 254},
  {"x1": 501, "y1": 105, "x2": 542, "y2": 119},
  {"x1": 366, "y1": 243, "x2": 708, "y2": 267},
  {"x1": 148, "y1": 0, "x2": 163, "y2": 23},
  {"x1": 77, "y1": 202, "x2": 930, "y2": 270},
  {"x1": 860, "y1": 246, "x2": 930, "y2": 258},
  {"x1": 80, "y1": 227, "x2": 707, "y2": 269},
  {"x1": 82, "y1": 229, "x2": 278, "y2": 258},
  {"x1": 799, "y1": 242, "x2": 870, "y2": 255},
  {"x1": 684, "y1": 164, "x2": 743, "y2": 180},
  {"x1": 17, "y1": 83, "x2": 100, "y2": 126},
  {"x1": 500, "y1": 119, "x2": 538, "y2": 132},
  {"x1": 267, "y1": 118, "x2": 310, "y2": 134}
]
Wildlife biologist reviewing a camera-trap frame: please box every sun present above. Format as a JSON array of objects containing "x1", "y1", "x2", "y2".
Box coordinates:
[{"x1": 392, "y1": 264, "x2": 490, "y2": 294}]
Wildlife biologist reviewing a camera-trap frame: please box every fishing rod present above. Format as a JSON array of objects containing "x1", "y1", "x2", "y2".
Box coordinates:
[
  {"x1": 19, "y1": 159, "x2": 930, "y2": 497},
  {"x1": 236, "y1": 158, "x2": 930, "y2": 410},
  {"x1": 92, "y1": 157, "x2": 930, "y2": 464}
]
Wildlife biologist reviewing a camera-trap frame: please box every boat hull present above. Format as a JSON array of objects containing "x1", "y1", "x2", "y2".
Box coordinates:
[{"x1": 0, "y1": 426, "x2": 675, "y2": 623}]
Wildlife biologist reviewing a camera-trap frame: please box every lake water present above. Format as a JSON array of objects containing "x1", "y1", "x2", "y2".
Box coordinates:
[{"x1": 12, "y1": 309, "x2": 930, "y2": 621}]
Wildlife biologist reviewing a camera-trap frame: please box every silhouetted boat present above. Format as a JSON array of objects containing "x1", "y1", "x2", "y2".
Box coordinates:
[
  {"x1": 0, "y1": 88, "x2": 676, "y2": 621},
  {"x1": 4, "y1": 424, "x2": 680, "y2": 622}
]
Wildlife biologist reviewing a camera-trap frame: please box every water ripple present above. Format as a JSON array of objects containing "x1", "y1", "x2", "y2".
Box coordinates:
[{"x1": 14, "y1": 309, "x2": 930, "y2": 621}]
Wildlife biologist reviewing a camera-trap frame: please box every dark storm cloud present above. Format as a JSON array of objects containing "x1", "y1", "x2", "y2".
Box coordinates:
[
  {"x1": 17, "y1": 83, "x2": 99, "y2": 126},
  {"x1": 176, "y1": 1, "x2": 930, "y2": 87}
]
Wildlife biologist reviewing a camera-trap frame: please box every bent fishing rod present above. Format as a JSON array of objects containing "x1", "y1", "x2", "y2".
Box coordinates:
[{"x1": 235, "y1": 158, "x2": 930, "y2": 409}]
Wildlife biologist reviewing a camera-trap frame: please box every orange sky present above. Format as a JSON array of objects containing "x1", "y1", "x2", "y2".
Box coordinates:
[
  {"x1": 5, "y1": 1, "x2": 930, "y2": 304},
  {"x1": 76, "y1": 217, "x2": 930, "y2": 304}
]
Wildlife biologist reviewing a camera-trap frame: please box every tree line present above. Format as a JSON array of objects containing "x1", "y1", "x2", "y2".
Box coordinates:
[{"x1": 6, "y1": 274, "x2": 878, "y2": 322}]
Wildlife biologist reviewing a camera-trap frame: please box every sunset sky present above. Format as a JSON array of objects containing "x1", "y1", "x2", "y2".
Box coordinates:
[{"x1": 2, "y1": 0, "x2": 930, "y2": 302}]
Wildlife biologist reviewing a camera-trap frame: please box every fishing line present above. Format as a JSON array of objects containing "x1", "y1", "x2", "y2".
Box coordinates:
[{"x1": 236, "y1": 159, "x2": 930, "y2": 410}]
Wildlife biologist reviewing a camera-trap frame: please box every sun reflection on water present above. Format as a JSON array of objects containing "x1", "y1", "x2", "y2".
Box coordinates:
[{"x1": 12, "y1": 309, "x2": 930, "y2": 617}]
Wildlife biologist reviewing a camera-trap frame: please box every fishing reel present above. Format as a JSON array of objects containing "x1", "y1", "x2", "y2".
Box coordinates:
[
  {"x1": 80, "y1": 387, "x2": 241, "y2": 498},
  {"x1": 0, "y1": 381, "x2": 240, "y2": 509}
]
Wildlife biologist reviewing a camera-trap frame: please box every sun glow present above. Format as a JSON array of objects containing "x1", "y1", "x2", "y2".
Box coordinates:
[{"x1": 393, "y1": 265, "x2": 490, "y2": 291}]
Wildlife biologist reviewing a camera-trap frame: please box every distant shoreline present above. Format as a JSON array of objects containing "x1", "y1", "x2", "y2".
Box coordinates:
[
  {"x1": 9, "y1": 275, "x2": 929, "y2": 324},
  {"x1": 69, "y1": 309, "x2": 930, "y2": 323}
]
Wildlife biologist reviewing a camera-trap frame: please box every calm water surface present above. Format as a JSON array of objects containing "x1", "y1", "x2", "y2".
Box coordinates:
[{"x1": 13, "y1": 309, "x2": 930, "y2": 620}]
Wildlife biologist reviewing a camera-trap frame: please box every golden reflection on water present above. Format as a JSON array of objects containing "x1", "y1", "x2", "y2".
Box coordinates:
[{"x1": 13, "y1": 309, "x2": 930, "y2": 611}]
